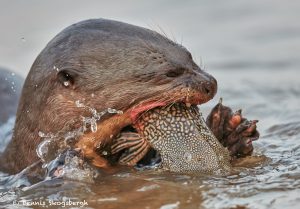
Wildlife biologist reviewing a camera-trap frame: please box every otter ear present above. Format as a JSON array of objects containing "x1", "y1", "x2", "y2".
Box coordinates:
[{"x1": 57, "y1": 70, "x2": 76, "y2": 88}]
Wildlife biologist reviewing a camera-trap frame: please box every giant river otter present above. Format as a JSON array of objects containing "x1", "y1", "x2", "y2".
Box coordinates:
[{"x1": 0, "y1": 19, "x2": 259, "y2": 176}]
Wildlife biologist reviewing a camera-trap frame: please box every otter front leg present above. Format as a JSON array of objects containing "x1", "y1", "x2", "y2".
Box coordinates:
[
  {"x1": 206, "y1": 98, "x2": 260, "y2": 158},
  {"x1": 111, "y1": 132, "x2": 151, "y2": 166}
]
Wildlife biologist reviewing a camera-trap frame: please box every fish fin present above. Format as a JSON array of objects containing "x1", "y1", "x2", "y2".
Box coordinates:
[{"x1": 111, "y1": 132, "x2": 150, "y2": 166}]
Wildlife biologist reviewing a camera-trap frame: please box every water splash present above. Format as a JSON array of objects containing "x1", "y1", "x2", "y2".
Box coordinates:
[
  {"x1": 36, "y1": 100, "x2": 123, "y2": 162},
  {"x1": 34, "y1": 100, "x2": 123, "y2": 183},
  {"x1": 75, "y1": 100, "x2": 123, "y2": 133},
  {"x1": 45, "y1": 150, "x2": 99, "y2": 183}
]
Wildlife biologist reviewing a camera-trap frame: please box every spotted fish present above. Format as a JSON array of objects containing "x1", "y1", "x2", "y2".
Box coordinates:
[{"x1": 113, "y1": 103, "x2": 231, "y2": 174}]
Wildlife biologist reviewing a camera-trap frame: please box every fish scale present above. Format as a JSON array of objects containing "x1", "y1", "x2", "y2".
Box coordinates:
[{"x1": 136, "y1": 103, "x2": 231, "y2": 174}]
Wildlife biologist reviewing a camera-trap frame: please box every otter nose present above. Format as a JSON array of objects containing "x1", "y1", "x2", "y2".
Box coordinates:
[{"x1": 202, "y1": 76, "x2": 217, "y2": 98}]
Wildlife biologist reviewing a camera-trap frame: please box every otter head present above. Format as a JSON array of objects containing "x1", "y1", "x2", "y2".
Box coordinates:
[{"x1": 9, "y1": 19, "x2": 217, "y2": 172}]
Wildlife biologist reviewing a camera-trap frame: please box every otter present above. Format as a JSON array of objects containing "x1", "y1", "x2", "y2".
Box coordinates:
[{"x1": 0, "y1": 19, "x2": 259, "y2": 175}]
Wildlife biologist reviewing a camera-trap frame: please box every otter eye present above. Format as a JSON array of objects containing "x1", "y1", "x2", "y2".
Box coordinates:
[
  {"x1": 166, "y1": 68, "x2": 185, "y2": 78},
  {"x1": 57, "y1": 70, "x2": 74, "y2": 87}
]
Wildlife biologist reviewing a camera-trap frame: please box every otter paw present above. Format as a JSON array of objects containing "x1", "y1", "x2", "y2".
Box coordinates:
[{"x1": 206, "y1": 98, "x2": 260, "y2": 158}]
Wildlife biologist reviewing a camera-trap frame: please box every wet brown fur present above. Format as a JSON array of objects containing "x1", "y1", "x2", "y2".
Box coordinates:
[{"x1": 1, "y1": 19, "x2": 217, "y2": 174}]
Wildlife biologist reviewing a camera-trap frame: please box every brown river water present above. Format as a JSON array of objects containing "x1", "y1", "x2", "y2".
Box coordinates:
[{"x1": 0, "y1": 0, "x2": 300, "y2": 208}]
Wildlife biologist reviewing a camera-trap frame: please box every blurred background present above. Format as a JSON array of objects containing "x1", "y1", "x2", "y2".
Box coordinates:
[{"x1": 1, "y1": 0, "x2": 299, "y2": 77}]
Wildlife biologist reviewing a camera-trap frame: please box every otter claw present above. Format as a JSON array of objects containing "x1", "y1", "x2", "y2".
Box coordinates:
[
  {"x1": 218, "y1": 97, "x2": 223, "y2": 104},
  {"x1": 206, "y1": 101, "x2": 260, "y2": 159}
]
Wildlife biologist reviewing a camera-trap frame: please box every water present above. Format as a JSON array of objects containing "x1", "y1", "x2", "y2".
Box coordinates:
[
  {"x1": 201, "y1": 69, "x2": 300, "y2": 209},
  {"x1": 1, "y1": 0, "x2": 300, "y2": 208},
  {"x1": 1, "y1": 71, "x2": 298, "y2": 209}
]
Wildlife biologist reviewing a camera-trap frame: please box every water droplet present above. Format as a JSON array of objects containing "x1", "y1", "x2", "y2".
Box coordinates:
[
  {"x1": 108, "y1": 108, "x2": 123, "y2": 114},
  {"x1": 53, "y1": 65, "x2": 59, "y2": 71},
  {"x1": 82, "y1": 119, "x2": 88, "y2": 132},
  {"x1": 36, "y1": 139, "x2": 51, "y2": 161},
  {"x1": 38, "y1": 131, "x2": 56, "y2": 138},
  {"x1": 75, "y1": 100, "x2": 85, "y2": 108},
  {"x1": 102, "y1": 151, "x2": 108, "y2": 156},
  {"x1": 107, "y1": 108, "x2": 115, "y2": 113},
  {"x1": 38, "y1": 131, "x2": 46, "y2": 137},
  {"x1": 75, "y1": 100, "x2": 123, "y2": 133},
  {"x1": 21, "y1": 37, "x2": 26, "y2": 42},
  {"x1": 64, "y1": 131, "x2": 76, "y2": 143},
  {"x1": 90, "y1": 108, "x2": 97, "y2": 116},
  {"x1": 90, "y1": 118, "x2": 97, "y2": 133}
]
